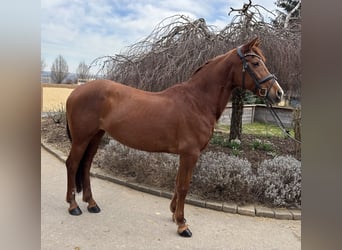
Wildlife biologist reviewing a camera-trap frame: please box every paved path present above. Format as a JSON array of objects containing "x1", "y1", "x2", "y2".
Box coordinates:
[{"x1": 41, "y1": 147, "x2": 301, "y2": 250}]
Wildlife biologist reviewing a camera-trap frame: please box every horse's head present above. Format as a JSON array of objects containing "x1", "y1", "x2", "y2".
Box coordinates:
[{"x1": 234, "y1": 37, "x2": 284, "y2": 104}]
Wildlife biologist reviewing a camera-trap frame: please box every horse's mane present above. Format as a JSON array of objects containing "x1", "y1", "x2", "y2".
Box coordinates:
[
  {"x1": 191, "y1": 54, "x2": 227, "y2": 77},
  {"x1": 191, "y1": 45, "x2": 265, "y2": 78}
]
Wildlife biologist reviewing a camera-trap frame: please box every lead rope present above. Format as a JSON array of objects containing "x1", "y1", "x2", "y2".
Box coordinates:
[{"x1": 265, "y1": 101, "x2": 302, "y2": 144}]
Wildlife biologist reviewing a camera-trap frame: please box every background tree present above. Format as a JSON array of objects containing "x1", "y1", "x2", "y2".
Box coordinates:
[
  {"x1": 227, "y1": 0, "x2": 274, "y2": 141},
  {"x1": 76, "y1": 60, "x2": 90, "y2": 80},
  {"x1": 272, "y1": 0, "x2": 301, "y2": 104},
  {"x1": 51, "y1": 55, "x2": 69, "y2": 83}
]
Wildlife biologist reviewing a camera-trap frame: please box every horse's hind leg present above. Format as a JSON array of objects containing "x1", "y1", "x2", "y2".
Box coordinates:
[
  {"x1": 66, "y1": 141, "x2": 89, "y2": 215},
  {"x1": 80, "y1": 130, "x2": 105, "y2": 213}
]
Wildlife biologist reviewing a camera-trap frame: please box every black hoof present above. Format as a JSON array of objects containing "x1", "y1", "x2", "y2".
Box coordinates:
[
  {"x1": 69, "y1": 206, "x2": 82, "y2": 216},
  {"x1": 87, "y1": 204, "x2": 101, "y2": 213},
  {"x1": 178, "y1": 228, "x2": 192, "y2": 237}
]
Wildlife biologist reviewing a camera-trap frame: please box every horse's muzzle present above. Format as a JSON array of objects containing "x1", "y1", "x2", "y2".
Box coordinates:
[{"x1": 268, "y1": 81, "x2": 284, "y2": 104}]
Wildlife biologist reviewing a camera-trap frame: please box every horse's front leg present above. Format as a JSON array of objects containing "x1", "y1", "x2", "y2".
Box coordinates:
[
  {"x1": 172, "y1": 152, "x2": 199, "y2": 237},
  {"x1": 170, "y1": 181, "x2": 178, "y2": 215}
]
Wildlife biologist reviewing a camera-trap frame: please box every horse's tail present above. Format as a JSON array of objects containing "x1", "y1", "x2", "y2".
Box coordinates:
[
  {"x1": 66, "y1": 114, "x2": 83, "y2": 193},
  {"x1": 66, "y1": 117, "x2": 72, "y2": 142}
]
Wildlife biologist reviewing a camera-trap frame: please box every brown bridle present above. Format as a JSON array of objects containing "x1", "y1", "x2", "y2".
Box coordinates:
[{"x1": 237, "y1": 46, "x2": 277, "y2": 100}]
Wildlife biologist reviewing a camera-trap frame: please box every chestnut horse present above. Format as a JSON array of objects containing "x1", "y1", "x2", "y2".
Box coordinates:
[{"x1": 65, "y1": 37, "x2": 283, "y2": 237}]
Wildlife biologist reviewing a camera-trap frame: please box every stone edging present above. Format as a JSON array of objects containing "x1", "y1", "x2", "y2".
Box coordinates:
[{"x1": 41, "y1": 141, "x2": 301, "y2": 221}]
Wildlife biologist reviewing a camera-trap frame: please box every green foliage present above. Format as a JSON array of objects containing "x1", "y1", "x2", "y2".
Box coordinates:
[
  {"x1": 228, "y1": 139, "x2": 242, "y2": 156},
  {"x1": 216, "y1": 122, "x2": 294, "y2": 138},
  {"x1": 243, "y1": 91, "x2": 265, "y2": 104},
  {"x1": 210, "y1": 133, "x2": 230, "y2": 147},
  {"x1": 210, "y1": 134, "x2": 242, "y2": 156},
  {"x1": 251, "y1": 139, "x2": 274, "y2": 152}
]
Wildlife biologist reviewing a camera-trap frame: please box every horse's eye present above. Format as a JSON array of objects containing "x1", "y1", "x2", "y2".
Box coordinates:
[{"x1": 251, "y1": 62, "x2": 260, "y2": 67}]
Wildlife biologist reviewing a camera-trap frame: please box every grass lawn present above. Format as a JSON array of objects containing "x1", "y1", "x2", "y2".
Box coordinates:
[{"x1": 215, "y1": 122, "x2": 294, "y2": 138}]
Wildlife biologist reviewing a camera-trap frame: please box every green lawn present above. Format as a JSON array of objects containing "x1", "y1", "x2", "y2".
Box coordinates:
[{"x1": 215, "y1": 122, "x2": 294, "y2": 138}]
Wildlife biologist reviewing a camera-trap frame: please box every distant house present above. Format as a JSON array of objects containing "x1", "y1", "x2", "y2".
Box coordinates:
[
  {"x1": 62, "y1": 74, "x2": 78, "y2": 84},
  {"x1": 41, "y1": 71, "x2": 51, "y2": 83},
  {"x1": 77, "y1": 78, "x2": 96, "y2": 84}
]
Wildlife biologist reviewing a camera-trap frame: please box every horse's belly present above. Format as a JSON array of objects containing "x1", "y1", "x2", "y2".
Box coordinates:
[{"x1": 103, "y1": 120, "x2": 179, "y2": 154}]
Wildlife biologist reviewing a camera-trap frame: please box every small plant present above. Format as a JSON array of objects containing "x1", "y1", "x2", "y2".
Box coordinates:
[
  {"x1": 210, "y1": 133, "x2": 230, "y2": 147},
  {"x1": 228, "y1": 138, "x2": 242, "y2": 156},
  {"x1": 47, "y1": 103, "x2": 66, "y2": 124},
  {"x1": 251, "y1": 138, "x2": 274, "y2": 152}
]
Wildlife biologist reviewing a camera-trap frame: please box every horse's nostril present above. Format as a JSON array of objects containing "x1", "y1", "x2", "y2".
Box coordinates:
[{"x1": 277, "y1": 89, "x2": 283, "y2": 98}]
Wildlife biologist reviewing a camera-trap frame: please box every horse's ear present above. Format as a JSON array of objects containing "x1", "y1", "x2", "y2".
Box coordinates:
[
  {"x1": 241, "y1": 37, "x2": 261, "y2": 53},
  {"x1": 253, "y1": 37, "x2": 261, "y2": 47}
]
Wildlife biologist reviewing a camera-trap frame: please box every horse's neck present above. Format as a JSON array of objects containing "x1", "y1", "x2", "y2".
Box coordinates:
[{"x1": 186, "y1": 56, "x2": 234, "y2": 120}]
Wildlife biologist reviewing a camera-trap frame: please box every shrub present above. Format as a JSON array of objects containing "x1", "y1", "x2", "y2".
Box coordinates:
[
  {"x1": 96, "y1": 139, "x2": 178, "y2": 190},
  {"x1": 255, "y1": 155, "x2": 301, "y2": 208},
  {"x1": 95, "y1": 140, "x2": 301, "y2": 208},
  {"x1": 191, "y1": 152, "x2": 256, "y2": 203}
]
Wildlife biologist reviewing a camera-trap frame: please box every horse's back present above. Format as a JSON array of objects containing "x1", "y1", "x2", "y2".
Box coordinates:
[{"x1": 66, "y1": 80, "x2": 177, "y2": 149}]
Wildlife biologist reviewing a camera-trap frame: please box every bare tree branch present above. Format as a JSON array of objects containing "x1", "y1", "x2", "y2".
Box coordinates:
[{"x1": 284, "y1": 0, "x2": 301, "y2": 29}]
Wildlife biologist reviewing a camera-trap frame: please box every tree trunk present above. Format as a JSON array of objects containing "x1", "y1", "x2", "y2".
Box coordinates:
[
  {"x1": 293, "y1": 107, "x2": 301, "y2": 159},
  {"x1": 229, "y1": 87, "x2": 245, "y2": 141}
]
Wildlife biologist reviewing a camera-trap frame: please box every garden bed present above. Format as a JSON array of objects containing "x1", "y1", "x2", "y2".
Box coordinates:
[{"x1": 41, "y1": 116, "x2": 301, "y2": 209}]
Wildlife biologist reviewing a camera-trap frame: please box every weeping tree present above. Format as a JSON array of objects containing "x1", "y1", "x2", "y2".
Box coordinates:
[
  {"x1": 91, "y1": 2, "x2": 300, "y2": 142},
  {"x1": 92, "y1": 15, "x2": 232, "y2": 91}
]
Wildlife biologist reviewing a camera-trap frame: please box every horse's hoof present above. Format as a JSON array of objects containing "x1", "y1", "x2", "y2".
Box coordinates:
[
  {"x1": 87, "y1": 204, "x2": 101, "y2": 213},
  {"x1": 69, "y1": 206, "x2": 82, "y2": 216},
  {"x1": 178, "y1": 228, "x2": 192, "y2": 237}
]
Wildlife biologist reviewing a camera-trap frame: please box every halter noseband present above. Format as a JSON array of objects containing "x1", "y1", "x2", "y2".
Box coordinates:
[{"x1": 237, "y1": 46, "x2": 277, "y2": 98}]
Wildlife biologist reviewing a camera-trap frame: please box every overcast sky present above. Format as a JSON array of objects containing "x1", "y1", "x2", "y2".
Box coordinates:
[{"x1": 41, "y1": 0, "x2": 279, "y2": 73}]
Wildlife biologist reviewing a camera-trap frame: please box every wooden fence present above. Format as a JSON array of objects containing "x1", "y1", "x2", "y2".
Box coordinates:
[{"x1": 218, "y1": 104, "x2": 295, "y2": 128}]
